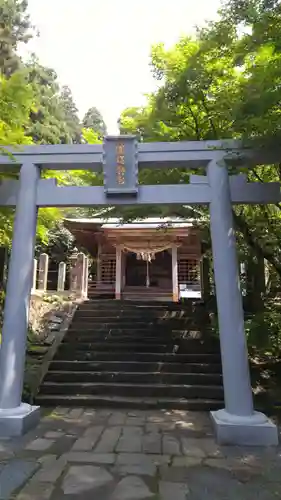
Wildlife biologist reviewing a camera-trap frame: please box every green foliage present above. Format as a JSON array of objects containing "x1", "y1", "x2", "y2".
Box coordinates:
[
  {"x1": 36, "y1": 222, "x2": 75, "y2": 263},
  {"x1": 59, "y1": 85, "x2": 81, "y2": 144},
  {"x1": 245, "y1": 306, "x2": 281, "y2": 358},
  {"x1": 0, "y1": 0, "x2": 32, "y2": 76},
  {"x1": 0, "y1": 0, "x2": 107, "y2": 249},
  {"x1": 79, "y1": 127, "x2": 103, "y2": 186},
  {"x1": 119, "y1": 106, "x2": 153, "y2": 140},
  {"x1": 0, "y1": 70, "x2": 34, "y2": 246},
  {"x1": 36, "y1": 207, "x2": 63, "y2": 245},
  {"x1": 42, "y1": 294, "x2": 65, "y2": 304},
  {"x1": 0, "y1": 66, "x2": 66, "y2": 244},
  {"x1": 0, "y1": 70, "x2": 34, "y2": 144},
  {"x1": 118, "y1": 1, "x2": 281, "y2": 285},
  {"x1": 25, "y1": 57, "x2": 76, "y2": 145},
  {"x1": 82, "y1": 106, "x2": 107, "y2": 138},
  {"x1": 82, "y1": 127, "x2": 102, "y2": 145}
]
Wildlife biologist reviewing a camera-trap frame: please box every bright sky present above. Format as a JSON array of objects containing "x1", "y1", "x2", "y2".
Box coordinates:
[{"x1": 21, "y1": 0, "x2": 221, "y2": 134}]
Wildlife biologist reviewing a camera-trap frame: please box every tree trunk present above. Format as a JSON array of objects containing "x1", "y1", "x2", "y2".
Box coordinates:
[
  {"x1": 246, "y1": 252, "x2": 265, "y2": 312},
  {"x1": 233, "y1": 211, "x2": 281, "y2": 278}
]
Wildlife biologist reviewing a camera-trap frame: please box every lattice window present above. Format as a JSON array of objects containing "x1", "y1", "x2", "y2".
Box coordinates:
[
  {"x1": 178, "y1": 258, "x2": 200, "y2": 285},
  {"x1": 101, "y1": 257, "x2": 116, "y2": 284}
]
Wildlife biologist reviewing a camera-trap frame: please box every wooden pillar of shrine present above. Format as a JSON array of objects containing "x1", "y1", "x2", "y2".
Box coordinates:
[
  {"x1": 172, "y1": 244, "x2": 179, "y2": 302},
  {"x1": 115, "y1": 246, "x2": 122, "y2": 300},
  {"x1": 96, "y1": 243, "x2": 101, "y2": 283}
]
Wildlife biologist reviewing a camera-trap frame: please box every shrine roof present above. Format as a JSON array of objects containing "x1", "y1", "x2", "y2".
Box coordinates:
[
  {"x1": 64, "y1": 217, "x2": 200, "y2": 256},
  {"x1": 64, "y1": 217, "x2": 195, "y2": 230}
]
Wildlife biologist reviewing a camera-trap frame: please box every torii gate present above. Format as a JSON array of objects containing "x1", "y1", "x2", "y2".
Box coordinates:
[{"x1": 0, "y1": 136, "x2": 279, "y2": 445}]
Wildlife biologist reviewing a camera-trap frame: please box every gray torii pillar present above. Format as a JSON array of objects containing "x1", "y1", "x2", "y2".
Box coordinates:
[
  {"x1": 208, "y1": 159, "x2": 278, "y2": 445},
  {"x1": 0, "y1": 163, "x2": 40, "y2": 436}
]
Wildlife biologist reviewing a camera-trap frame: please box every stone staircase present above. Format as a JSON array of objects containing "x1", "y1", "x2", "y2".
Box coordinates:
[{"x1": 36, "y1": 300, "x2": 224, "y2": 410}]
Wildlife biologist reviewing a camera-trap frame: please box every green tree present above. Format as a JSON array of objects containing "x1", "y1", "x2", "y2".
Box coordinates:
[
  {"x1": 119, "y1": 106, "x2": 156, "y2": 141},
  {"x1": 82, "y1": 106, "x2": 107, "y2": 138},
  {"x1": 0, "y1": 4, "x2": 97, "y2": 248},
  {"x1": 25, "y1": 57, "x2": 74, "y2": 144},
  {"x1": 0, "y1": 70, "x2": 34, "y2": 244},
  {"x1": 0, "y1": 70, "x2": 63, "y2": 245},
  {"x1": 0, "y1": 0, "x2": 33, "y2": 76},
  {"x1": 0, "y1": 69, "x2": 34, "y2": 145},
  {"x1": 118, "y1": 3, "x2": 281, "y2": 299},
  {"x1": 59, "y1": 85, "x2": 81, "y2": 143},
  {"x1": 201, "y1": 0, "x2": 281, "y2": 146},
  {"x1": 36, "y1": 222, "x2": 75, "y2": 263}
]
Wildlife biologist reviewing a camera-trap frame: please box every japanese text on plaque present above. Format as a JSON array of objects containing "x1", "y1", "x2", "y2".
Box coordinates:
[{"x1": 116, "y1": 142, "x2": 125, "y2": 185}]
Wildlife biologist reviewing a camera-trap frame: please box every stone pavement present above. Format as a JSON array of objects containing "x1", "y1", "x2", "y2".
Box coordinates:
[{"x1": 0, "y1": 408, "x2": 281, "y2": 499}]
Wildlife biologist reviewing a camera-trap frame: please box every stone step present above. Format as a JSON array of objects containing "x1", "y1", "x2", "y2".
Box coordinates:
[
  {"x1": 40, "y1": 381, "x2": 224, "y2": 399},
  {"x1": 49, "y1": 360, "x2": 222, "y2": 373},
  {"x1": 72, "y1": 308, "x2": 201, "y2": 316},
  {"x1": 54, "y1": 350, "x2": 221, "y2": 363},
  {"x1": 57, "y1": 343, "x2": 175, "y2": 354},
  {"x1": 44, "y1": 370, "x2": 223, "y2": 385},
  {"x1": 63, "y1": 333, "x2": 207, "y2": 343},
  {"x1": 71, "y1": 318, "x2": 199, "y2": 327},
  {"x1": 57, "y1": 341, "x2": 219, "y2": 354},
  {"x1": 78, "y1": 300, "x2": 197, "y2": 308},
  {"x1": 71, "y1": 320, "x2": 152, "y2": 327},
  {"x1": 77, "y1": 306, "x2": 189, "y2": 313},
  {"x1": 74, "y1": 309, "x2": 197, "y2": 321},
  {"x1": 38, "y1": 300, "x2": 219, "y2": 412},
  {"x1": 63, "y1": 330, "x2": 211, "y2": 339},
  {"x1": 74, "y1": 311, "x2": 195, "y2": 319},
  {"x1": 76, "y1": 303, "x2": 195, "y2": 310},
  {"x1": 68, "y1": 326, "x2": 206, "y2": 336},
  {"x1": 69, "y1": 323, "x2": 203, "y2": 333},
  {"x1": 74, "y1": 308, "x2": 196, "y2": 315},
  {"x1": 35, "y1": 394, "x2": 223, "y2": 411}
]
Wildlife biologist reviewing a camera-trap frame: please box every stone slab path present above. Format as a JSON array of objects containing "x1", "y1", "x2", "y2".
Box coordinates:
[{"x1": 0, "y1": 408, "x2": 281, "y2": 499}]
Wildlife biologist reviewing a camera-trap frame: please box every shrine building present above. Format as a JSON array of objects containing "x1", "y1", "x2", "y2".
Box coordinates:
[{"x1": 65, "y1": 217, "x2": 202, "y2": 302}]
